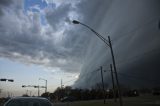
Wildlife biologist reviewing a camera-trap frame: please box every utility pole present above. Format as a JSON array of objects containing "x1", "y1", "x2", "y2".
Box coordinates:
[
  {"x1": 60, "y1": 79, "x2": 64, "y2": 100},
  {"x1": 100, "y1": 66, "x2": 106, "y2": 104},
  {"x1": 26, "y1": 90, "x2": 28, "y2": 95},
  {"x1": 38, "y1": 86, "x2": 40, "y2": 97},
  {"x1": 26, "y1": 90, "x2": 32, "y2": 96},
  {"x1": 7, "y1": 92, "x2": 10, "y2": 97},
  {"x1": 34, "y1": 85, "x2": 40, "y2": 96},
  {"x1": 110, "y1": 64, "x2": 117, "y2": 102},
  {"x1": 45, "y1": 80, "x2": 47, "y2": 93},
  {"x1": 0, "y1": 89, "x2": 2, "y2": 94},
  {"x1": 108, "y1": 36, "x2": 123, "y2": 106},
  {"x1": 61, "y1": 79, "x2": 62, "y2": 89},
  {"x1": 158, "y1": 20, "x2": 160, "y2": 29},
  {"x1": 34, "y1": 85, "x2": 40, "y2": 97}
]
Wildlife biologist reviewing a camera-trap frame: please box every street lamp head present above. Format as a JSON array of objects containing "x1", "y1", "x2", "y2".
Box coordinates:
[{"x1": 72, "y1": 20, "x2": 80, "y2": 24}]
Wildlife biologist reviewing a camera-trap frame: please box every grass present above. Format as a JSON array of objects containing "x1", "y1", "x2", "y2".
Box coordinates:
[{"x1": 54, "y1": 95, "x2": 160, "y2": 106}]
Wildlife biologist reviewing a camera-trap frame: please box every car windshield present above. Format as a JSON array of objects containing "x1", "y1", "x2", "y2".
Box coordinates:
[{"x1": 6, "y1": 99, "x2": 51, "y2": 106}]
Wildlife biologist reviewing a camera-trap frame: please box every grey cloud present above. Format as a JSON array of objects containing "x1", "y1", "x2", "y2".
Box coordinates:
[
  {"x1": 45, "y1": 3, "x2": 72, "y2": 30},
  {"x1": 75, "y1": 0, "x2": 113, "y2": 27},
  {"x1": 1, "y1": 0, "x2": 160, "y2": 89},
  {"x1": 0, "y1": 0, "x2": 83, "y2": 73},
  {"x1": 0, "y1": 0, "x2": 13, "y2": 6},
  {"x1": 73, "y1": 0, "x2": 160, "y2": 88},
  {"x1": 0, "y1": 0, "x2": 13, "y2": 16}
]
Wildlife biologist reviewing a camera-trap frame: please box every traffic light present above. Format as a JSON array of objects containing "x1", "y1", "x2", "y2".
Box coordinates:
[
  {"x1": 0, "y1": 79, "x2": 7, "y2": 81},
  {"x1": 8, "y1": 79, "x2": 14, "y2": 82},
  {"x1": 22, "y1": 85, "x2": 26, "y2": 87},
  {"x1": 34, "y1": 86, "x2": 38, "y2": 88}
]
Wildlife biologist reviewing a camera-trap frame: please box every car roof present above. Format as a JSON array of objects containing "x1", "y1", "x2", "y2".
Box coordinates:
[
  {"x1": 10, "y1": 97, "x2": 49, "y2": 101},
  {"x1": 4, "y1": 97, "x2": 52, "y2": 106}
]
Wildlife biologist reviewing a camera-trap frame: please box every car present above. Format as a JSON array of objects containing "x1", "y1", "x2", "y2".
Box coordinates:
[
  {"x1": 3, "y1": 97, "x2": 53, "y2": 106},
  {"x1": 61, "y1": 96, "x2": 77, "y2": 102}
]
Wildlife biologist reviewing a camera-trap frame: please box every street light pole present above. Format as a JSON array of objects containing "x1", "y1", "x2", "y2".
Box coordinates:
[
  {"x1": 61, "y1": 79, "x2": 62, "y2": 89},
  {"x1": 38, "y1": 86, "x2": 40, "y2": 97},
  {"x1": 108, "y1": 36, "x2": 122, "y2": 105},
  {"x1": 72, "y1": 20, "x2": 123, "y2": 106}
]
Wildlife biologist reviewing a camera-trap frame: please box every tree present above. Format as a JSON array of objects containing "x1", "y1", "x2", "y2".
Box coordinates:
[
  {"x1": 41, "y1": 92, "x2": 50, "y2": 98},
  {"x1": 22, "y1": 94, "x2": 29, "y2": 97}
]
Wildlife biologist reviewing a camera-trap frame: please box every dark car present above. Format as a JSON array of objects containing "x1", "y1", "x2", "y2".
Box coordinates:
[
  {"x1": 61, "y1": 96, "x2": 77, "y2": 102},
  {"x1": 3, "y1": 97, "x2": 53, "y2": 106}
]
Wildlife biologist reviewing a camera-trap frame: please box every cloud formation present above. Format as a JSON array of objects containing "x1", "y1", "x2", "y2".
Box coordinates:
[
  {"x1": 0, "y1": 0, "x2": 83, "y2": 73},
  {"x1": 0, "y1": 0, "x2": 160, "y2": 89},
  {"x1": 73, "y1": 0, "x2": 160, "y2": 88}
]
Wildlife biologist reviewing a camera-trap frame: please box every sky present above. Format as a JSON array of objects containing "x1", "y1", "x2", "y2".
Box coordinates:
[{"x1": 0, "y1": 0, "x2": 160, "y2": 97}]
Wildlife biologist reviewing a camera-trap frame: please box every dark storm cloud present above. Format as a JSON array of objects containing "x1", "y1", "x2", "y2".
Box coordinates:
[{"x1": 73, "y1": 0, "x2": 160, "y2": 88}]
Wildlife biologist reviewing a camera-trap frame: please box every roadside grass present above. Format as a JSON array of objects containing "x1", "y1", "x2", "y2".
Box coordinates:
[{"x1": 54, "y1": 95, "x2": 160, "y2": 106}]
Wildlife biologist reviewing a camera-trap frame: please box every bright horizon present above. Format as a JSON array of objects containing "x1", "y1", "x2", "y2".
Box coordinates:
[{"x1": 0, "y1": 57, "x2": 78, "y2": 97}]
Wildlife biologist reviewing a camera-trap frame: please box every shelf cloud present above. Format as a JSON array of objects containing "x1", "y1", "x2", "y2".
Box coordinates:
[{"x1": 0, "y1": 0, "x2": 160, "y2": 88}]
